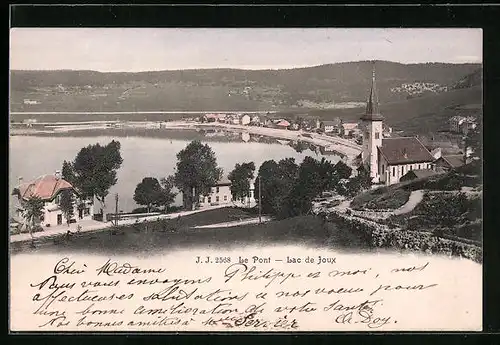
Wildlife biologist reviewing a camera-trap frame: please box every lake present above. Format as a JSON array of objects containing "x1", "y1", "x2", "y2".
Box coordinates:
[{"x1": 9, "y1": 130, "x2": 342, "y2": 216}]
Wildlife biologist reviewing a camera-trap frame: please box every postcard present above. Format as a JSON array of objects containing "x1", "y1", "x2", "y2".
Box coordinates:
[{"x1": 9, "y1": 28, "x2": 483, "y2": 332}]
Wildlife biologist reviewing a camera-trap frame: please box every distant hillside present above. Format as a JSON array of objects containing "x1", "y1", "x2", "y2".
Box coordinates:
[
  {"x1": 10, "y1": 61, "x2": 481, "y2": 113},
  {"x1": 305, "y1": 86, "x2": 482, "y2": 135},
  {"x1": 452, "y1": 68, "x2": 482, "y2": 89}
]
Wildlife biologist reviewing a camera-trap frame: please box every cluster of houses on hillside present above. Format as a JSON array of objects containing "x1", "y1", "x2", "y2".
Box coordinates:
[
  {"x1": 449, "y1": 115, "x2": 477, "y2": 134},
  {"x1": 390, "y1": 82, "x2": 448, "y2": 96}
]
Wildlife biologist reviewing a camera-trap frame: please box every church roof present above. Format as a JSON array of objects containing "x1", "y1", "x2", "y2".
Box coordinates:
[
  {"x1": 378, "y1": 137, "x2": 435, "y2": 165},
  {"x1": 361, "y1": 63, "x2": 383, "y2": 121}
]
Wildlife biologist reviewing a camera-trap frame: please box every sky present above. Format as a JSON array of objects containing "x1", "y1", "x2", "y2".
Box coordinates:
[{"x1": 10, "y1": 28, "x2": 482, "y2": 72}]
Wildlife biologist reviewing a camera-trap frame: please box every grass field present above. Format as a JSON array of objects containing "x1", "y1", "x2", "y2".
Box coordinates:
[{"x1": 19, "y1": 212, "x2": 370, "y2": 256}]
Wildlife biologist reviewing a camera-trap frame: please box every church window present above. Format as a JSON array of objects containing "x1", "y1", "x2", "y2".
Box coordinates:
[
  {"x1": 375, "y1": 132, "x2": 380, "y2": 139},
  {"x1": 418, "y1": 164, "x2": 421, "y2": 169}
]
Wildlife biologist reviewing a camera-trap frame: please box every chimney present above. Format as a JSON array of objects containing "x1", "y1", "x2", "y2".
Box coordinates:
[{"x1": 55, "y1": 170, "x2": 61, "y2": 180}]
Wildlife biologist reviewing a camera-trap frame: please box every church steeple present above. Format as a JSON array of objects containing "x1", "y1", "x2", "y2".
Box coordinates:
[{"x1": 361, "y1": 62, "x2": 383, "y2": 121}]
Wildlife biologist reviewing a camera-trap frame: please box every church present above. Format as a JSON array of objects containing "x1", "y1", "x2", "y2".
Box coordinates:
[{"x1": 360, "y1": 67, "x2": 435, "y2": 186}]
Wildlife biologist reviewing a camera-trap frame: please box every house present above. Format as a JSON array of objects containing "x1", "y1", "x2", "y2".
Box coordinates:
[
  {"x1": 449, "y1": 116, "x2": 466, "y2": 133},
  {"x1": 342, "y1": 122, "x2": 361, "y2": 138},
  {"x1": 434, "y1": 154, "x2": 467, "y2": 173},
  {"x1": 203, "y1": 113, "x2": 218, "y2": 122},
  {"x1": 251, "y1": 115, "x2": 260, "y2": 125},
  {"x1": 22, "y1": 119, "x2": 37, "y2": 127},
  {"x1": 400, "y1": 169, "x2": 439, "y2": 183},
  {"x1": 275, "y1": 119, "x2": 290, "y2": 129},
  {"x1": 198, "y1": 177, "x2": 233, "y2": 208},
  {"x1": 240, "y1": 114, "x2": 251, "y2": 126},
  {"x1": 449, "y1": 116, "x2": 477, "y2": 134},
  {"x1": 382, "y1": 123, "x2": 393, "y2": 137},
  {"x1": 320, "y1": 118, "x2": 342, "y2": 134},
  {"x1": 216, "y1": 113, "x2": 227, "y2": 123},
  {"x1": 12, "y1": 171, "x2": 94, "y2": 228},
  {"x1": 361, "y1": 65, "x2": 436, "y2": 186}
]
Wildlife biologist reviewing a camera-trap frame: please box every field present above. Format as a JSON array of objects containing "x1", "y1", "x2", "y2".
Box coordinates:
[{"x1": 14, "y1": 213, "x2": 370, "y2": 256}]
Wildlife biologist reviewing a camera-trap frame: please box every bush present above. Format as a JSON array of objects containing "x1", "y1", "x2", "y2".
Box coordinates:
[{"x1": 351, "y1": 187, "x2": 411, "y2": 210}]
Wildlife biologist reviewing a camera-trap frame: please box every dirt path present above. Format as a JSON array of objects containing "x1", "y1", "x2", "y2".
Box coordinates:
[
  {"x1": 393, "y1": 190, "x2": 425, "y2": 215},
  {"x1": 192, "y1": 216, "x2": 272, "y2": 229}
]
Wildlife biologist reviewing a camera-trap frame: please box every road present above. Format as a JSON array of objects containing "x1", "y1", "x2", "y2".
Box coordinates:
[{"x1": 10, "y1": 205, "x2": 229, "y2": 244}]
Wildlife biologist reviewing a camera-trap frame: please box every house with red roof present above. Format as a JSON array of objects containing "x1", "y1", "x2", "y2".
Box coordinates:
[
  {"x1": 361, "y1": 64, "x2": 435, "y2": 186},
  {"x1": 12, "y1": 170, "x2": 94, "y2": 227}
]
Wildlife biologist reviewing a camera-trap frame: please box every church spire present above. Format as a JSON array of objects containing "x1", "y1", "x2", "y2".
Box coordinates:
[{"x1": 361, "y1": 61, "x2": 383, "y2": 121}]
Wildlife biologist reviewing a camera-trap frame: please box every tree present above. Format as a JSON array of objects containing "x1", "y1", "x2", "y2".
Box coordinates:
[
  {"x1": 59, "y1": 189, "x2": 75, "y2": 226},
  {"x1": 174, "y1": 140, "x2": 223, "y2": 210},
  {"x1": 133, "y1": 177, "x2": 176, "y2": 213},
  {"x1": 21, "y1": 196, "x2": 44, "y2": 237},
  {"x1": 254, "y1": 158, "x2": 299, "y2": 216},
  {"x1": 334, "y1": 160, "x2": 353, "y2": 180},
  {"x1": 281, "y1": 157, "x2": 339, "y2": 218},
  {"x1": 228, "y1": 162, "x2": 255, "y2": 202},
  {"x1": 159, "y1": 176, "x2": 177, "y2": 210},
  {"x1": 61, "y1": 160, "x2": 76, "y2": 186},
  {"x1": 71, "y1": 140, "x2": 123, "y2": 207}
]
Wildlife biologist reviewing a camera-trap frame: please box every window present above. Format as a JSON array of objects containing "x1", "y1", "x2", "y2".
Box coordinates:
[
  {"x1": 224, "y1": 195, "x2": 227, "y2": 201},
  {"x1": 208, "y1": 197, "x2": 212, "y2": 203},
  {"x1": 211, "y1": 187, "x2": 215, "y2": 193},
  {"x1": 216, "y1": 186, "x2": 220, "y2": 193},
  {"x1": 375, "y1": 132, "x2": 380, "y2": 139},
  {"x1": 216, "y1": 196, "x2": 219, "y2": 202},
  {"x1": 410, "y1": 165, "x2": 413, "y2": 171},
  {"x1": 382, "y1": 164, "x2": 385, "y2": 174},
  {"x1": 392, "y1": 167, "x2": 395, "y2": 177},
  {"x1": 418, "y1": 164, "x2": 421, "y2": 169}
]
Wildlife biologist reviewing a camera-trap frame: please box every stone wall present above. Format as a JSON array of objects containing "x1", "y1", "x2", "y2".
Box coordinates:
[{"x1": 322, "y1": 209, "x2": 482, "y2": 263}]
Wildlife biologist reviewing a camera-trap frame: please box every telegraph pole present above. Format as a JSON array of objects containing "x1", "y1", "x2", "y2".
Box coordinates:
[
  {"x1": 114, "y1": 193, "x2": 119, "y2": 226},
  {"x1": 258, "y1": 175, "x2": 262, "y2": 224}
]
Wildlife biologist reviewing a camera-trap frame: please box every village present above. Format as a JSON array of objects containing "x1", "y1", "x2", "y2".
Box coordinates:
[{"x1": 10, "y1": 67, "x2": 481, "y2": 265}]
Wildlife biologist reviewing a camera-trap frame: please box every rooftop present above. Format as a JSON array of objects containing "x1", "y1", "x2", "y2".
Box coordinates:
[
  {"x1": 378, "y1": 137, "x2": 435, "y2": 165},
  {"x1": 14, "y1": 174, "x2": 74, "y2": 201}
]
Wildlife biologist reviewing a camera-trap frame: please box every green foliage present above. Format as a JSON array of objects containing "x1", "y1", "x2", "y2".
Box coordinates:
[
  {"x1": 174, "y1": 140, "x2": 223, "y2": 210},
  {"x1": 254, "y1": 158, "x2": 299, "y2": 216},
  {"x1": 281, "y1": 157, "x2": 340, "y2": 218},
  {"x1": 228, "y1": 162, "x2": 256, "y2": 201},
  {"x1": 334, "y1": 160, "x2": 352, "y2": 180},
  {"x1": 61, "y1": 160, "x2": 76, "y2": 186},
  {"x1": 341, "y1": 166, "x2": 372, "y2": 197},
  {"x1": 59, "y1": 189, "x2": 75, "y2": 226},
  {"x1": 134, "y1": 177, "x2": 176, "y2": 213},
  {"x1": 22, "y1": 196, "x2": 45, "y2": 235},
  {"x1": 71, "y1": 140, "x2": 123, "y2": 206}
]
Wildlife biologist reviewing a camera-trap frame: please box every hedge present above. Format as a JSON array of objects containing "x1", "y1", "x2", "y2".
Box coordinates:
[{"x1": 322, "y1": 210, "x2": 482, "y2": 263}]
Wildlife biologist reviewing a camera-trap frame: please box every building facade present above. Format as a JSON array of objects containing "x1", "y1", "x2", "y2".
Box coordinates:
[
  {"x1": 361, "y1": 66, "x2": 435, "y2": 186},
  {"x1": 198, "y1": 179, "x2": 233, "y2": 208},
  {"x1": 12, "y1": 171, "x2": 94, "y2": 228}
]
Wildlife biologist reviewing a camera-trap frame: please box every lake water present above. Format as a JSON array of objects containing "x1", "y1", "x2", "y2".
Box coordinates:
[{"x1": 9, "y1": 131, "x2": 341, "y2": 216}]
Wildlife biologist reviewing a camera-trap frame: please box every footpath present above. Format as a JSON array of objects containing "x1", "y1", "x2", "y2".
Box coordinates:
[{"x1": 10, "y1": 205, "x2": 229, "y2": 244}]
